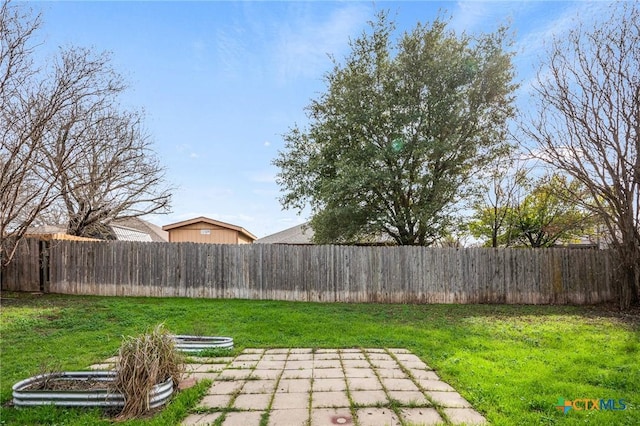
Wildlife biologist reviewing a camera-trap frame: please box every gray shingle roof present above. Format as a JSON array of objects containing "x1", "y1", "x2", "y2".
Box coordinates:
[
  {"x1": 110, "y1": 224, "x2": 153, "y2": 242},
  {"x1": 112, "y1": 217, "x2": 168, "y2": 242},
  {"x1": 255, "y1": 223, "x2": 313, "y2": 244}
]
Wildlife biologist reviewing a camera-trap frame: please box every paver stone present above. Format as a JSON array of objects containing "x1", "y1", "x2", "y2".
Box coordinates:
[
  {"x1": 313, "y1": 378, "x2": 347, "y2": 392},
  {"x1": 208, "y1": 380, "x2": 244, "y2": 395},
  {"x1": 197, "y1": 394, "x2": 232, "y2": 408},
  {"x1": 314, "y1": 360, "x2": 342, "y2": 369},
  {"x1": 182, "y1": 413, "x2": 223, "y2": 426},
  {"x1": 443, "y1": 408, "x2": 488, "y2": 425},
  {"x1": 233, "y1": 393, "x2": 271, "y2": 410},
  {"x1": 271, "y1": 392, "x2": 309, "y2": 410},
  {"x1": 219, "y1": 369, "x2": 253, "y2": 380},
  {"x1": 418, "y1": 379, "x2": 455, "y2": 391},
  {"x1": 400, "y1": 408, "x2": 444, "y2": 425},
  {"x1": 312, "y1": 391, "x2": 350, "y2": 408},
  {"x1": 341, "y1": 359, "x2": 370, "y2": 369},
  {"x1": 268, "y1": 409, "x2": 309, "y2": 426},
  {"x1": 426, "y1": 391, "x2": 472, "y2": 408},
  {"x1": 347, "y1": 377, "x2": 383, "y2": 391},
  {"x1": 311, "y1": 408, "x2": 354, "y2": 426},
  {"x1": 387, "y1": 390, "x2": 429, "y2": 406},
  {"x1": 242, "y1": 379, "x2": 277, "y2": 394},
  {"x1": 350, "y1": 390, "x2": 388, "y2": 406},
  {"x1": 343, "y1": 368, "x2": 376, "y2": 378},
  {"x1": 355, "y1": 408, "x2": 400, "y2": 426},
  {"x1": 382, "y1": 378, "x2": 420, "y2": 392},
  {"x1": 410, "y1": 369, "x2": 439, "y2": 380},
  {"x1": 278, "y1": 378, "x2": 311, "y2": 393},
  {"x1": 222, "y1": 411, "x2": 264, "y2": 426},
  {"x1": 251, "y1": 369, "x2": 281, "y2": 380},
  {"x1": 313, "y1": 368, "x2": 344, "y2": 379},
  {"x1": 376, "y1": 368, "x2": 408, "y2": 379}
]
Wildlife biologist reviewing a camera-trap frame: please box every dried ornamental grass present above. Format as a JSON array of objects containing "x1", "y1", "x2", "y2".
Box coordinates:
[{"x1": 113, "y1": 324, "x2": 184, "y2": 420}]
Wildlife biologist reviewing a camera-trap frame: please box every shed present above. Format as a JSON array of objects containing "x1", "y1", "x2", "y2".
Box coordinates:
[{"x1": 162, "y1": 216, "x2": 256, "y2": 244}]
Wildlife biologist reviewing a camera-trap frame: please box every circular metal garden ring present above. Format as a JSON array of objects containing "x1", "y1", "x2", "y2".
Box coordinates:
[
  {"x1": 12, "y1": 371, "x2": 173, "y2": 408},
  {"x1": 172, "y1": 335, "x2": 234, "y2": 352}
]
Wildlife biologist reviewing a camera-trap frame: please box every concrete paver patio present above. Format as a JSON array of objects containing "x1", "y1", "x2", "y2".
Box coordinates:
[{"x1": 177, "y1": 348, "x2": 487, "y2": 426}]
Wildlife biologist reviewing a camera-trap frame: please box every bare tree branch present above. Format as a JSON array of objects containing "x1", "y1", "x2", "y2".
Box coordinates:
[
  {"x1": 523, "y1": 3, "x2": 640, "y2": 308},
  {"x1": 1, "y1": 1, "x2": 171, "y2": 266}
]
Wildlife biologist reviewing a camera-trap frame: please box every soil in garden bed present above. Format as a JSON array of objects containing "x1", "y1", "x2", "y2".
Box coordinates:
[{"x1": 23, "y1": 378, "x2": 112, "y2": 392}]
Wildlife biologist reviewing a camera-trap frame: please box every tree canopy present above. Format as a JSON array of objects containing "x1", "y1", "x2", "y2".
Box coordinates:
[
  {"x1": 274, "y1": 11, "x2": 517, "y2": 245},
  {"x1": 509, "y1": 175, "x2": 595, "y2": 248},
  {"x1": 470, "y1": 173, "x2": 596, "y2": 248}
]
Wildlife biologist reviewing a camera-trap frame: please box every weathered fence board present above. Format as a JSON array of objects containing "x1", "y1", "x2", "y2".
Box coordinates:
[
  {"x1": 6, "y1": 240, "x2": 616, "y2": 304},
  {"x1": 1, "y1": 238, "x2": 41, "y2": 292}
]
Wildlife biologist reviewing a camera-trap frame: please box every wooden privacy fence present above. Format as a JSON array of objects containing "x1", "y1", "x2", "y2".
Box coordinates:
[
  {"x1": 2, "y1": 240, "x2": 616, "y2": 304},
  {"x1": 1, "y1": 238, "x2": 43, "y2": 292}
]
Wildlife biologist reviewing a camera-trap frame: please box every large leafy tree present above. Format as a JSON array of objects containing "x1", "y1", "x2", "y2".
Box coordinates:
[
  {"x1": 507, "y1": 175, "x2": 595, "y2": 248},
  {"x1": 524, "y1": 3, "x2": 639, "y2": 307},
  {"x1": 469, "y1": 173, "x2": 596, "y2": 248},
  {"x1": 274, "y1": 12, "x2": 517, "y2": 245}
]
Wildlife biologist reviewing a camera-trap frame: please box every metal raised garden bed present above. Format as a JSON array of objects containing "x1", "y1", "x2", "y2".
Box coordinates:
[
  {"x1": 12, "y1": 371, "x2": 173, "y2": 408},
  {"x1": 172, "y1": 335, "x2": 234, "y2": 352}
]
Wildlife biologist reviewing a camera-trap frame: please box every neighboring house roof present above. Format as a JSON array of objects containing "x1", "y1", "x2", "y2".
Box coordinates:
[
  {"x1": 110, "y1": 224, "x2": 153, "y2": 242},
  {"x1": 255, "y1": 223, "x2": 313, "y2": 244},
  {"x1": 25, "y1": 224, "x2": 99, "y2": 242},
  {"x1": 112, "y1": 217, "x2": 168, "y2": 242},
  {"x1": 162, "y1": 216, "x2": 257, "y2": 241},
  {"x1": 256, "y1": 222, "x2": 396, "y2": 245},
  {"x1": 26, "y1": 225, "x2": 67, "y2": 235},
  {"x1": 26, "y1": 217, "x2": 167, "y2": 242}
]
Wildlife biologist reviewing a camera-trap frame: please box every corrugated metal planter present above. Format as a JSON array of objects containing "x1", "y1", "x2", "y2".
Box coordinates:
[
  {"x1": 12, "y1": 371, "x2": 173, "y2": 408},
  {"x1": 172, "y1": 335, "x2": 233, "y2": 352}
]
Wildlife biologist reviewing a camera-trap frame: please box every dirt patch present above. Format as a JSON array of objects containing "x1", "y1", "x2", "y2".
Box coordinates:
[
  {"x1": 584, "y1": 303, "x2": 640, "y2": 326},
  {"x1": 23, "y1": 377, "x2": 111, "y2": 392}
]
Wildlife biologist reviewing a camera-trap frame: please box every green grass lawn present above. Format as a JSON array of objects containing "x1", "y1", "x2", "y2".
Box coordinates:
[{"x1": 0, "y1": 292, "x2": 638, "y2": 425}]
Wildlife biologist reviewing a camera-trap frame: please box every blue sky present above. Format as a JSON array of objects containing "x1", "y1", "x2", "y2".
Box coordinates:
[{"x1": 30, "y1": 1, "x2": 612, "y2": 238}]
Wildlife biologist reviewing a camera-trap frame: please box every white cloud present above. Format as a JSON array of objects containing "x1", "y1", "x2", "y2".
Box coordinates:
[
  {"x1": 263, "y1": 141, "x2": 271, "y2": 147},
  {"x1": 212, "y1": 3, "x2": 370, "y2": 85},
  {"x1": 272, "y1": 4, "x2": 371, "y2": 83},
  {"x1": 516, "y1": 2, "x2": 610, "y2": 66},
  {"x1": 215, "y1": 25, "x2": 251, "y2": 79},
  {"x1": 450, "y1": 1, "x2": 492, "y2": 33}
]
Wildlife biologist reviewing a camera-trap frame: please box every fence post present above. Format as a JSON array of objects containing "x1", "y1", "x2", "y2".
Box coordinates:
[{"x1": 39, "y1": 240, "x2": 50, "y2": 293}]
